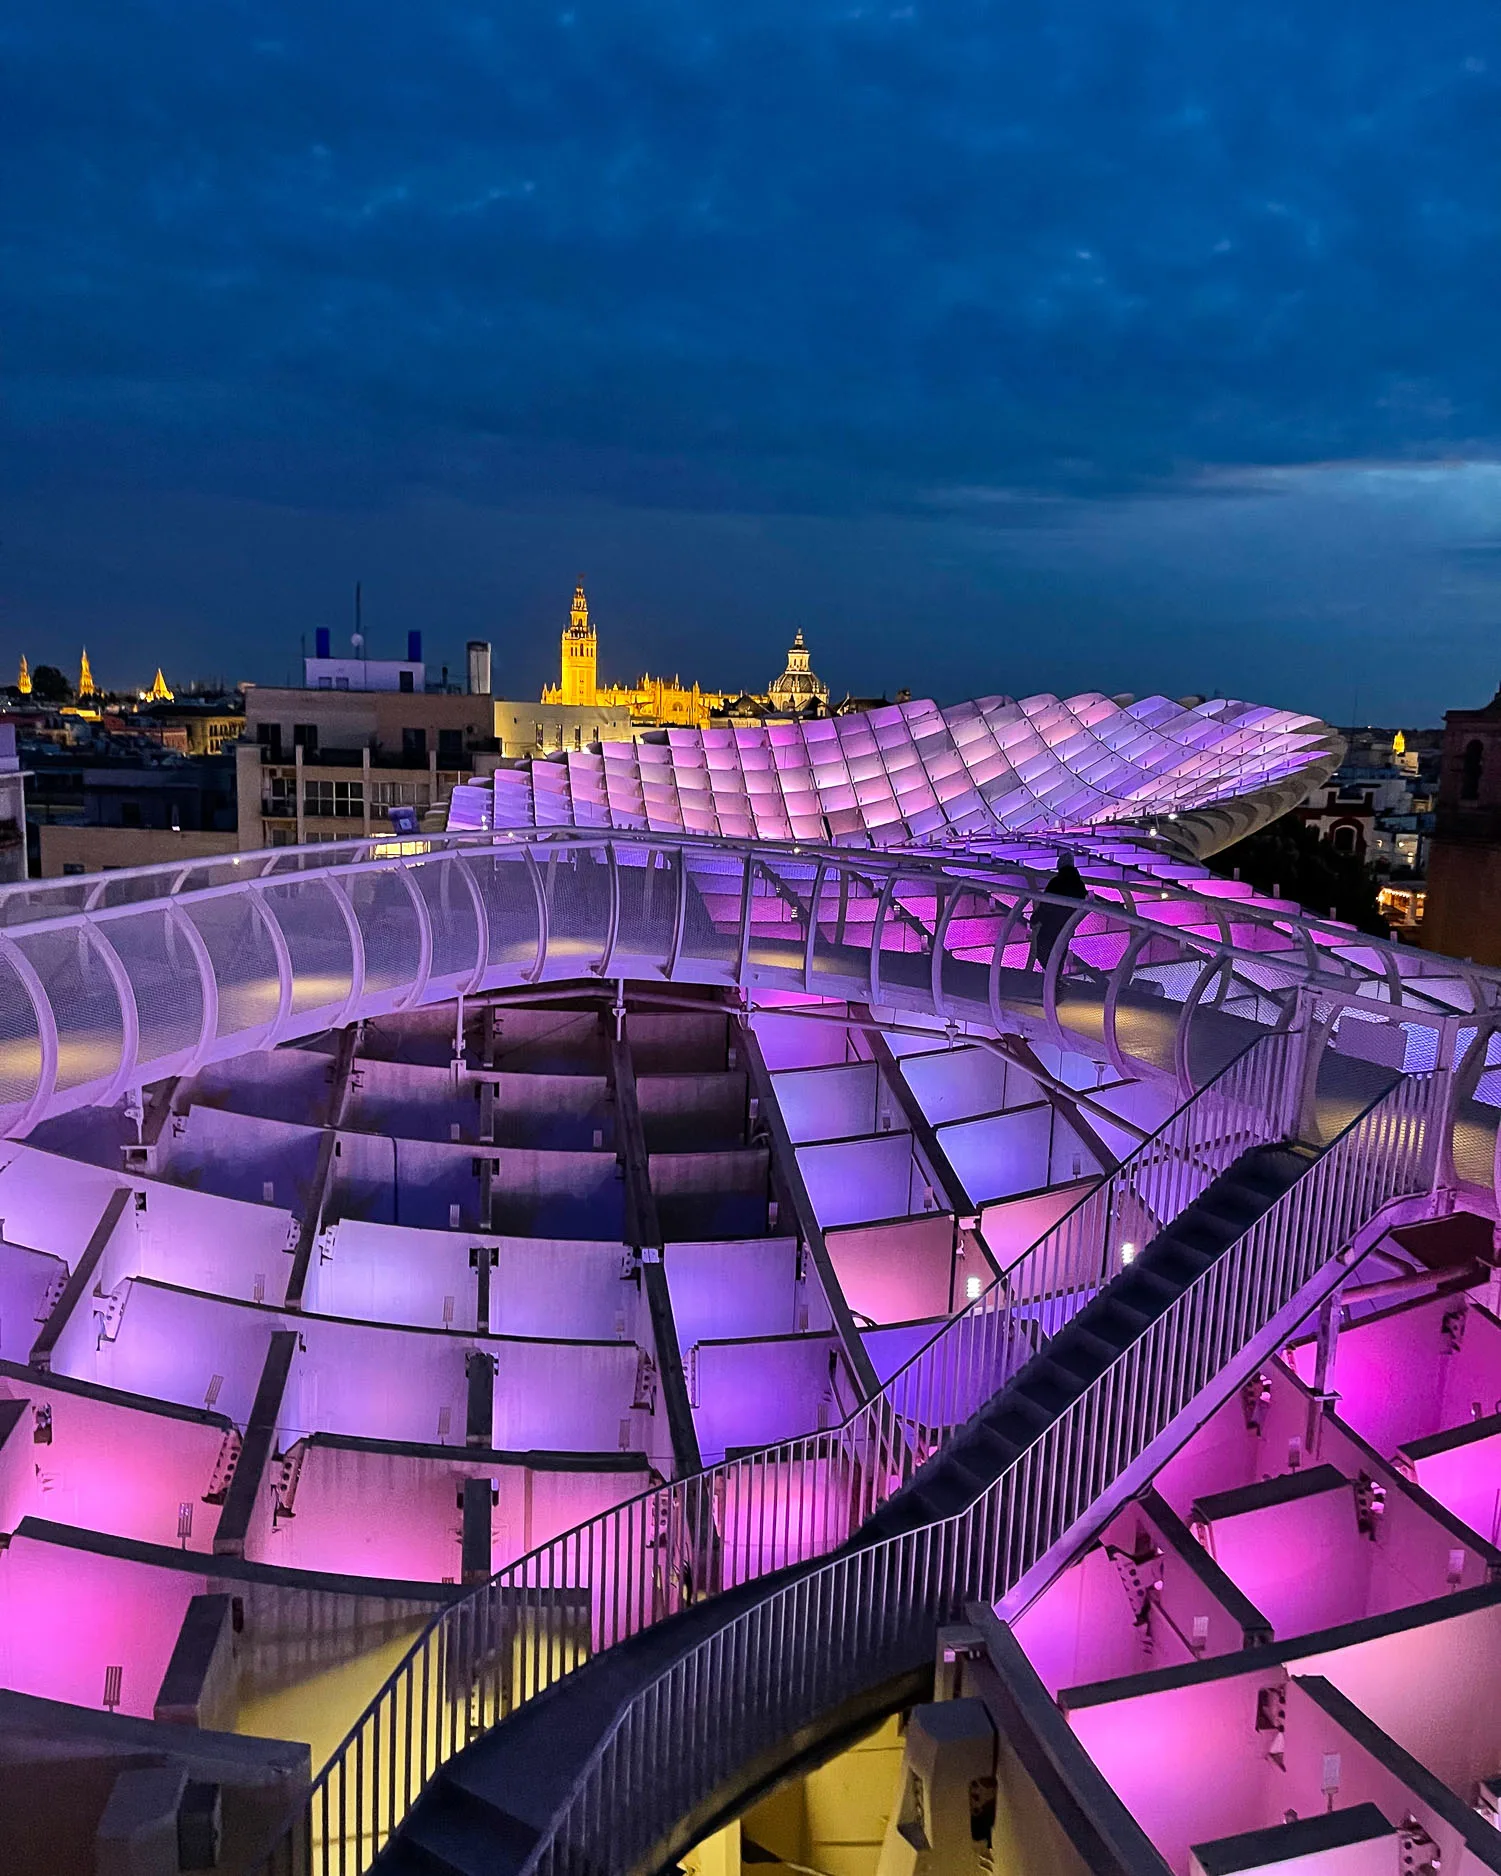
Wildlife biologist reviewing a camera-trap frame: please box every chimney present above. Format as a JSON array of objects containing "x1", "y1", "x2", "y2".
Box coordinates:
[
  {"x1": 408, "y1": 631, "x2": 423, "y2": 664},
  {"x1": 315, "y1": 627, "x2": 331, "y2": 660},
  {"x1": 467, "y1": 641, "x2": 492, "y2": 697}
]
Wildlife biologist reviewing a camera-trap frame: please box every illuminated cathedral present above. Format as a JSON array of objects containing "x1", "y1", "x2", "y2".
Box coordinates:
[
  {"x1": 542, "y1": 581, "x2": 734, "y2": 728},
  {"x1": 542, "y1": 582, "x2": 833, "y2": 728}
]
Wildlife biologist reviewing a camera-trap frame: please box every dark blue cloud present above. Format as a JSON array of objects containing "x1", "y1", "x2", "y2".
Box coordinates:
[{"x1": 2, "y1": 1, "x2": 1500, "y2": 712}]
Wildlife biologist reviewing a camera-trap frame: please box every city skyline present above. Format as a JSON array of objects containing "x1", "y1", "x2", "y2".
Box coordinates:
[{"x1": 4, "y1": 3, "x2": 1501, "y2": 722}]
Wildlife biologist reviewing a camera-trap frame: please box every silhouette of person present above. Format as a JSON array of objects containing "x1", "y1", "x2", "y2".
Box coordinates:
[{"x1": 1030, "y1": 857, "x2": 1087, "y2": 972}]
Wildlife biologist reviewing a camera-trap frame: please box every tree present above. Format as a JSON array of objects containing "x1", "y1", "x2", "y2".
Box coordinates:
[
  {"x1": 1206, "y1": 811, "x2": 1387, "y2": 935},
  {"x1": 29, "y1": 664, "x2": 71, "y2": 702}
]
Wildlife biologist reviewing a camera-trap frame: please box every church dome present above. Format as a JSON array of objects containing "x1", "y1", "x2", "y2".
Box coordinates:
[{"x1": 766, "y1": 629, "x2": 829, "y2": 713}]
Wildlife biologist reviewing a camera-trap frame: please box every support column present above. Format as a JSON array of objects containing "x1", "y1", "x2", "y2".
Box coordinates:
[
  {"x1": 460, "y1": 1478, "x2": 493, "y2": 1584},
  {"x1": 465, "y1": 1349, "x2": 494, "y2": 1448},
  {"x1": 733, "y1": 1016, "x2": 881, "y2": 1401},
  {"x1": 213, "y1": 1330, "x2": 297, "y2": 1559},
  {"x1": 608, "y1": 1032, "x2": 702, "y2": 1477},
  {"x1": 859, "y1": 1010, "x2": 971, "y2": 1214},
  {"x1": 470, "y1": 1243, "x2": 497, "y2": 1333},
  {"x1": 30, "y1": 1186, "x2": 132, "y2": 1372},
  {"x1": 283, "y1": 1027, "x2": 359, "y2": 1308}
]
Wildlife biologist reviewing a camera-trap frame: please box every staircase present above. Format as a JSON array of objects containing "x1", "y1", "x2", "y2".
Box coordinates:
[
  {"x1": 260, "y1": 1036, "x2": 1439, "y2": 1876},
  {"x1": 372, "y1": 1141, "x2": 1329, "y2": 1876},
  {"x1": 865, "y1": 1143, "x2": 1316, "y2": 1545}
]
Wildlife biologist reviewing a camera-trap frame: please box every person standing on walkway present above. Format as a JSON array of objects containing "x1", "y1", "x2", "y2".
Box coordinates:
[{"x1": 1030, "y1": 856, "x2": 1088, "y2": 973}]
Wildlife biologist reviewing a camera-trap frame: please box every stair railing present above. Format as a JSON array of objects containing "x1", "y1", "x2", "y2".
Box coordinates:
[
  {"x1": 531, "y1": 1064, "x2": 1440, "y2": 1876},
  {"x1": 260, "y1": 1029, "x2": 1302, "y2": 1876}
]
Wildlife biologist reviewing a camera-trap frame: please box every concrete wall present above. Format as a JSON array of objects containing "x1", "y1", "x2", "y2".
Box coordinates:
[
  {"x1": 158, "y1": 1106, "x2": 324, "y2": 1211},
  {"x1": 258, "y1": 1440, "x2": 652, "y2": 1582},
  {"x1": 666, "y1": 1238, "x2": 801, "y2": 1348},
  {"x1": 0, "y1": 1368, "x2": 230, "y2": 1553},
  {"x1": 0, "y1": 1240, "x2": 65, "y2": 1361},
  {"x1": 331, "y1": 1131, "x2": 486, "y2": 1231},
  {"x1": 651, "y1": 1148, "x2": 769, "y2": 1240},
  {"x1": 343, "y1": 1058, "x2": 484, "y2": 1144},
  {"x1": 637, "y1": 1073, "x2": 746, "y2": 1152},
  {"x1": 826, "y1": 1214, "x2": 955, "y2": 1324},
  {"x1": 491, "y1": 1073, "x2": 614, "y2": 1150},
  {"x1": 36, "y1": 824, "x2": 237, "y2": 878},
  {"x1": 177, "y1": 1048, "x2": 341, "y2": 1127}
]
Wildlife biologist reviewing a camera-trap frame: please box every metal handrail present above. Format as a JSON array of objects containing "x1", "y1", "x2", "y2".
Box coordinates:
[
  {"x1": 529, "y1": 1066, "x2": 1439, "y2": 1874},
  {"x1": 261, "y1": 1029, "x2": 1300, "y2": 1874},
  {"x1": 0, "y1": 828, "x2": 1483, "y2": 1145}
]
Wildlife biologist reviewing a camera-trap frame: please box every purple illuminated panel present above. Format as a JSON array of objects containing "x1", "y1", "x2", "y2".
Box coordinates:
[{"x1": 449, "y1": 691, "x2": 1338, "y2": 845}]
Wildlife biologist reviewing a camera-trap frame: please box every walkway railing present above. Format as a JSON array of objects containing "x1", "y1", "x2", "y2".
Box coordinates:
[
  {"x1": 531, "y1": 1064, "x2": 1440, "y2": 1875},
  {"x1": 0, "y1": 828, "x2": 1485, "y2": 1138},
  {"x1": 262, "y1": 1029, "x2": 1299, "y2": 1875}
]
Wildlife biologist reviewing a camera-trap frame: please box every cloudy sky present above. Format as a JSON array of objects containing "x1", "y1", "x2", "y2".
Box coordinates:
[{"x1": 2, "y1": 0, "x2": 1499, "y2": 720}]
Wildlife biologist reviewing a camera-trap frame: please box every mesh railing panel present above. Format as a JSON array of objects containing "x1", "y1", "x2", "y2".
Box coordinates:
[
  {"x1": 101, "y1": 909, "x2": 204, "y2": 1067},
  {"x1": 12, "y1": 927, "x2": 124, "y2": 1094},
  {"x1": 181, "y1": 894, "x2": 282, "y2": 1039},
  {"x1": 461, "y1": 851, "x2": 541, "y2": 969},
  {"x1": 408, "y1": 859, "x2": 481, "y2": 984},
  {"x1": 260, "y1": 880, "x2": 355, "y2": 1016},
  {"x1": 343, "y1": 870, "x2": 423, "y2": 997},
  {"x1": 0, "y1": 952, "x2": 42, "y2": 1119},
  {"x1": 613, "y1": 849, "x2": 681, "y2": 966}
]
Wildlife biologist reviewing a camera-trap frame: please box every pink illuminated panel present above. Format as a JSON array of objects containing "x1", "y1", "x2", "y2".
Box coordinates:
[{"x1": 452, "y1": 692, "x2": 1336, "y2": 845}]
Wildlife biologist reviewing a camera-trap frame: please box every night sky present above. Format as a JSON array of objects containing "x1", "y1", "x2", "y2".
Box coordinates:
[{"x1": 3, "y1": 2, "x2": 1500, "y2": 721}]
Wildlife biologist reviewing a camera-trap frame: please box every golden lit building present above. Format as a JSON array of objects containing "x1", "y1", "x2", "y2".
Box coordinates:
[
  {"x1": 543, "y1": 582, "x2": 734, "y2": 729},
  {"x1": 553, "y1": 582, "x2": 598, "y2": 708},
  {"x1": 78, "y1": 648, "x2": 97, "y2": 698},
  {"x1": 146, "y1": 667, "x2": 174, "y2": 703},
  {"x1": 16, "y1": 656, "x2": 30, "y2": 696}
]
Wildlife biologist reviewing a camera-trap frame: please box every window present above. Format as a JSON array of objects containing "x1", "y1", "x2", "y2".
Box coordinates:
[
  {"x1": 120, "y1": 801, "x2": 142, "y2": 828},
  {"x1": 370, "y1": 781, "x2": 431, "y2": 808},
  {"x1": 438, "y1": 727, "x2": 463, "y2": 760},
  {"x1": 294, "y1": 723, "x2": 319, "y2": 753},
  {"x1": 264, "y1": 775, "x2": 295, "y2": 816},
  {"x1": 257, "y1": 722, "x2": 283, "y2": 757},
  {"x1": 1332, "y1": 824, "x2": 1357, "y2": 854},
  {"x1": 399, "y1": 670, "x2": 415, "y2": 693},
  {"x1": 317, "y1": 676, "x2": 333, "y2": 690},
  {"x1": 402, "y1": 727, "x2": 428, "y2": 761},
  {"x1": 1462, "y1": 738, "x2": 1484, "y2": 802},
  {"x1": 304, "y1": 779, "x2": 364, "y2": 818},
  {"x1": 62, "y1": 862, "x2": 85, "y2": 875}
]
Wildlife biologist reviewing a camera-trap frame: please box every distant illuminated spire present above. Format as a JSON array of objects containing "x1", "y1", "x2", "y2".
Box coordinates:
[
  {"x1": 16, "y1": 655, "x2": 30, "y2": 696},
  {"x1": 147, "y1": 666, "x2": 174, "y2": 702},
  {"x1": 78, "y1": 648, "x2": 97, "y2": 697},
  {"x1": 559, "y1": 579, "x2": 597, "y2": 707}
]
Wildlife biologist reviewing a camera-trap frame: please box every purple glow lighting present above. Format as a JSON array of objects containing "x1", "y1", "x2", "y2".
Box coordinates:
[{"x1": 448, "y1": 692, "x2": 1339, "y2": 846}]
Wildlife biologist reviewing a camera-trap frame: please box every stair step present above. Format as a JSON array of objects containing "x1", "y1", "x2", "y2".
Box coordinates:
[
  {"x1": 969, "y1": 1424, "x2": 1024, "y2": 1466},
  {"x1": 911, "y1": 1475, "x2": 973, "y2": 1520},
  {"x1": 1070, "y1": 1327, "x2": 1123, "y2": 1369},
  {"x1": 1123, "y1": 1266, "x2": 1179, "y2": 1303},
  {"x1": 1150, "y1": 1244, "x2": 1215, "y2": 1286},
  {"x1": 942, "y1": 1452, "x2": 993, "y2": 1492},
  {"x1": 400, "y1": 1781, "x2": 541, "y2": 1876},
  {"x1": 1043, "y1": 1342, "x2": 1106, "y2": 1388}
]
